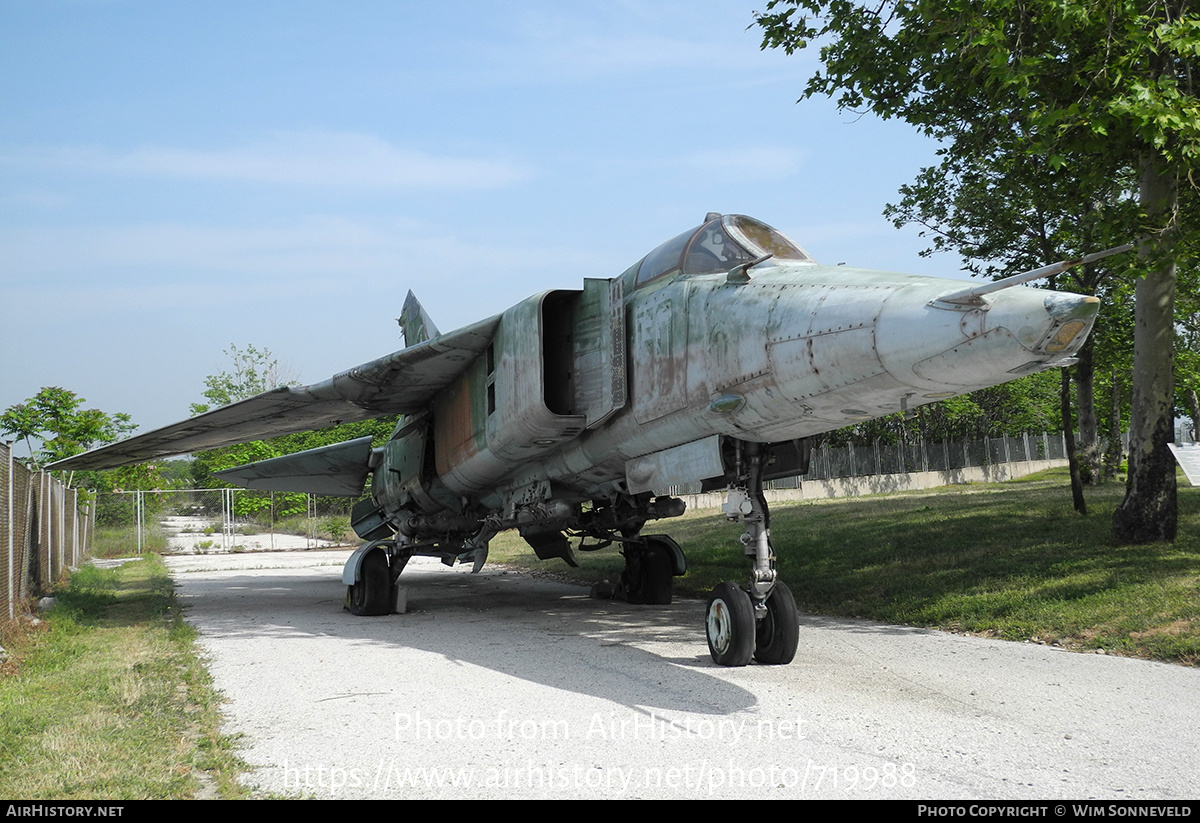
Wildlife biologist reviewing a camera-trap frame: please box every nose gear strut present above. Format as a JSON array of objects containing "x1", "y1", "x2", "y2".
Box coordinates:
[{"x1": 705, "y1": 441, "x2": 800, "y2": 666}]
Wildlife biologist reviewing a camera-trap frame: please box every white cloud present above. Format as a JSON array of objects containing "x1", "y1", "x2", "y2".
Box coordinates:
[
  {"x1": 496, "y1": 2, "x2": 804, "y2": 80},
  {"x1": 517, "y1": 32, "x2": 729, "y2": 77},
  {"x1": 3, "y1": 131, "x2": 533, "y2": 190},
  {"x1": 1, "y1": 216, "x2": 427, "y2": 280},
  {"x1": 0, "y1": 214, "x2": 615, "y2": 301},
  {"x1": 674, "y1": 146, "x2": 806, "y2": 178}
]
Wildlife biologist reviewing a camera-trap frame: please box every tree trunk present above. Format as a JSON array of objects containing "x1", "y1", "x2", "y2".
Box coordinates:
[
  {"x1": 1062, "y1": 369, "x2": 1087, "y2": 515},
  {"x1": 1188, "y1": 387, "x2": 1199, "y2": 445},
  {"x1": 1103, "y1": 369, "x2": 1125, "y2": 481},
  {"x1": 1074, "y1": 334, "x2": 1100, "y2": 484},
  {"x1": 1112, "y1": 153, "x2": 1177, "y2": 543}
]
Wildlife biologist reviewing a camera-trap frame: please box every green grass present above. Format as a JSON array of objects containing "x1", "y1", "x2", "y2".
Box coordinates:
[
  {"x1": 489, "y1": 468, "x2": 1199, "y2": 664},
  {"x1": 0, "y1": 556, "x2": 247, "y2": 799},
  {"x1": 92, "y1": 524, "x2": 169, "y2": 558}
]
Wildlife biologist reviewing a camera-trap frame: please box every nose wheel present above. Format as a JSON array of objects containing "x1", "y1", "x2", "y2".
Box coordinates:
[
  {"x1": 705, "y1": 581, "x2": 799, "y2": 667},
  {"x1": 753, "y1": 581, "x2": 799, "y2": 665},
  {"x1": 706, "y1": 582, "x2": 756, "y2": 666},
  {"x1": 705, "y1": 440, "x2": 800, "y2": 666}
]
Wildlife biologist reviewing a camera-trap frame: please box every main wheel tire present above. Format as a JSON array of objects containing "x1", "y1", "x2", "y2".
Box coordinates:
[
  {"x1": 754, "y1": 580, "x2": 800, "y2": 665},
  {"x1": 346, "y1": 549, "x2": 392, "y2": 616},
  {"x1": 705, "y1": 582, "x2": 755, "y2": 666},
  {"x1": 627, "y1": 538, "x2": 674, "y2": 605}
]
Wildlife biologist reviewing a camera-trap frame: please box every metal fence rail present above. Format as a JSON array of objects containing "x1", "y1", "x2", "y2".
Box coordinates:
[
  {"x1": 796, "y1": 431, "x2": 1067, "y2": 483},
  {"x1": 671, "y1": 431, "x2": 1071, "y2": 494},
  {"x1": 2, "y1": 442, "x2": 93, "y2": 621},
  {"x1": 97, "y1": 488, "x2": 334, "y2": 555},
  {"x1": 0, "y1": 431, "x2": 1079, "y2": 604}
]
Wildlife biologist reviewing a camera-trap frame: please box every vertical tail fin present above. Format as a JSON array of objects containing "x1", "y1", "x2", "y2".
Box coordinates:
[{"x1": 397, "y1": 290, "x2": 441, "y2": 347}]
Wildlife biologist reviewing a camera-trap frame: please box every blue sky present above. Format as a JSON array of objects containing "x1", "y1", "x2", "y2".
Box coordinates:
[{"x1": 1, "y1": 0, "x2": 957, "y2": 437}]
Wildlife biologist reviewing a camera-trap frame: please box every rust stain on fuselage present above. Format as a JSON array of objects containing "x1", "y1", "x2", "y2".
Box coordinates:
[{"x1": 433, "y1": 372, "x2": 478, "y2": 476}]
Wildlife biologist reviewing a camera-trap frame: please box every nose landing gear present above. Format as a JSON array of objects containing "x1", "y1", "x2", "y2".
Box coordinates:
[{"x1": 704, "y1": 442, "x2": 800, "y2": 667}]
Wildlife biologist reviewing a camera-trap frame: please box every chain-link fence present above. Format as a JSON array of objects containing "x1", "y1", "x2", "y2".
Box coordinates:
[
  {"x1": 785, "y1": 431, "x2": 1068, "y2": 486},
  {"x1": 2, "y1": 442, "x2": 93, "y2": 620},
  {"x1": 94, "y1": 488, "x2": 354, "y2": 558},
  {"x1": 668, "y1": 431, "x2": 1073, "y2": 494},
  {"x1": 0, "y1": 429, "x2": 1087, "y2": 605}
]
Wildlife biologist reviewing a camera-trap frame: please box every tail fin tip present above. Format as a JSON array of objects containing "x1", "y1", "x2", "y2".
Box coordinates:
[{"x1": 397, "y1": 290, "x2": 440, "y2": 347}]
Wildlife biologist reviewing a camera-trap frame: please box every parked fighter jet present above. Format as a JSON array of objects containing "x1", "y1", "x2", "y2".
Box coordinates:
[{"x1": 50, "y1": 213, "x2": 1124, "y2": 666}]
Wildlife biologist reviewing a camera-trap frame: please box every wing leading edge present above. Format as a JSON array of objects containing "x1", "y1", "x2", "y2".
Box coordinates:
[{"x1": 49, "y1": 314, "x2": 500, "y2": 472}]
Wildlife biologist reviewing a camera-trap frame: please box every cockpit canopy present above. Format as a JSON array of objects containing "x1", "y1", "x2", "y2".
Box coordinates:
[{"x1": 634, "y1": 214, "x2": 814, "y2": 288}]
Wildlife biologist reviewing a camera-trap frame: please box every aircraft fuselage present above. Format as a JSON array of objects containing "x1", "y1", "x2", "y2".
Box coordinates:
[{"x1": 381, "y1": 255, "x2": 1097, "y2": 528}]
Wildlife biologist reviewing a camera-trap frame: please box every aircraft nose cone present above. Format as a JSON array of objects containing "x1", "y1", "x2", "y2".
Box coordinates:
[
  {"x1": 879, "y1": 285, "x2": 1100, "y2": 391},
  {"x1": 991, "y1": 289, "x2": 1099, "y2": 353},
  {"x1": 1045, "y1": 291, "x2": 1101, "y2": 320}
]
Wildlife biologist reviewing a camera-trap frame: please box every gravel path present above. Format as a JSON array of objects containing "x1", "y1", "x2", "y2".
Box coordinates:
[{"x1": 164, "y1": 550, "x2": 1200, "y2": 799}]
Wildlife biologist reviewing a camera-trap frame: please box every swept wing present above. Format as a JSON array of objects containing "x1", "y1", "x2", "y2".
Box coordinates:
[{"x1": 49, "y1": 314, "x2": 499, "y2": 472}]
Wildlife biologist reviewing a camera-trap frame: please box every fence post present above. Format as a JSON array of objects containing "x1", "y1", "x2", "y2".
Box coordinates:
[
  {"x1": 70, "y1": 489, "x2": 77, "y2": 568},
  {"x1": 5, "y1": 443, "x2": 12, "y2": 621},
  {"x1": 40, "y1": 473, "x2": 49, "y2": 584},
  {"x1": 80, "y1": 492, "x2": 90, "y2": 561},
  {"x1": 222, "y1": 488, "x2": 234, "y2": 552},
  {"x1": 307, "y1": 493, "x2": 317, "y2": 549},
  {"x1": 137, "y1": 490, "x2": 145, "y2": 555},
  {"x1": 57, "y1": 482, "x2": 64, "y2": 575}
]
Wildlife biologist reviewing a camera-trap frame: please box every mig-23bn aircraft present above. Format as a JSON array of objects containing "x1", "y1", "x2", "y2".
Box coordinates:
[{"x1": 51, "y1": 213, "x2": 1124, "y2": 667}]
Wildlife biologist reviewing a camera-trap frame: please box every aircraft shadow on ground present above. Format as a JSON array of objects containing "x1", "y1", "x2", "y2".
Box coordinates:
[
  {"x1": 173, "y1": 559, "x2": 968, "y2": 716},
  {"x1": 175, "y1": 564, "x2": 763, "y2": 715}
]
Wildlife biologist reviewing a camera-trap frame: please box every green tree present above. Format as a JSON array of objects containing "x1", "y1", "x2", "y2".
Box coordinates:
[
  {"x1": 1176, "y1": 258, "x2": 1200, "y2": 441},
  {"x1": 884, "y1": 129, "x2": 1139, "y2": 485},
  {"x1": 824, "y1": 369, "x2": 1063, "y2": 447},
  {"x1": 189, "y1": 344, "x2": 300, "y2": 515},
  {"x1": 190, "y1": 343, "x2": 295, "y2": 415},
  {"x1": 190, "y1": 345, "x2": 397, "y2": 520},
  {"x1": 1, "y1": 387, "x2": 137, "y2": 468},
  {"x1": 756, "y1": 0, "x2": 1199, "y2": 543},
  {"x1": 1, "y1": 388, "x2": 165, "y2": 525},
  {"x1": 878, "y1": 138, "x2": 1128, "y2": 511}
]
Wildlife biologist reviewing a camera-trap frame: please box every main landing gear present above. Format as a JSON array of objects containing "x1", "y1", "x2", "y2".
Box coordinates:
[
  {"x1": 704, "y1": 443, "x2": 800, "y2": 667},
  {"x1": 344, "y1": 539, "x2": 409, "y2": 616},
  {"x1": 591, "y1": 534, "x2": 686, "y2": 605}
]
